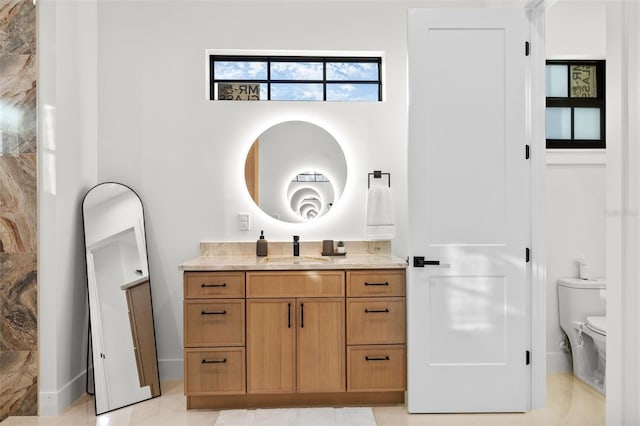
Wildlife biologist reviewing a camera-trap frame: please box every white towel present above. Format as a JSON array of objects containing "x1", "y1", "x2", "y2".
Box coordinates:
[{"x1": 365, "y1": 182, "x2": 396, "y2": 240}]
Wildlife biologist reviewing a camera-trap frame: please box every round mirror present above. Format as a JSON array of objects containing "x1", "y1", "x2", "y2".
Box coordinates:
[{"x1": 245, "y1": 121, "x2": 347, "y2": 223}]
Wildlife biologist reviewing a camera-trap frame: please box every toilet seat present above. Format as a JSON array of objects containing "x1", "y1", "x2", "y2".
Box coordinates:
[{"x1": 586, "y1": 315, "x2": 606, "y2": 337}]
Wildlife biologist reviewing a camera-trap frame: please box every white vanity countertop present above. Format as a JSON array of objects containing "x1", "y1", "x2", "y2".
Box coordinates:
[
  {"x1": 180, "y1": 240, "x2": 407, "y2": 271},
  {"x1": 180, "y1": 253, "x2": 407, "y2": 271}
]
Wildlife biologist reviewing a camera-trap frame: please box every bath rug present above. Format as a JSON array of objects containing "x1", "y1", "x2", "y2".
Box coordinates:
[{"x1": 213, "y1": 407, "x2": 377, "y2": 426}]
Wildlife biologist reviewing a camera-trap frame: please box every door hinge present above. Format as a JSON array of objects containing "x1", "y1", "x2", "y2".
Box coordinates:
[
  {"x1": 526, "y1": 350, "x2": 531, "y2": 365},
  {"x1": 526, "y1": 248, "x2": 530, "y2": 263},
  {"x1": 525, "y1": 41, "x2": 530, "y2": 56},
  {"x1": 525, "y1": 144, "x2": 530, "y2": 159}
]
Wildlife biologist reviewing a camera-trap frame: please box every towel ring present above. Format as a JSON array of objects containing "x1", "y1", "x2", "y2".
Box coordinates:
[{"x1": 368, "y1": 170, "x2": 391, "y2": 189}]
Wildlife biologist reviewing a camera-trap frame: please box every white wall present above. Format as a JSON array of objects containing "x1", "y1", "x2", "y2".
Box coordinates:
[
  {"x1": 38, "y1": 0, "x2": 99, "y2": 415},
  {"x1": 606, "y1": 2, "x2": 640, "y2": 423},
  {"x1": 40, "y1": 0, "x2": 620, "y2": 415},
  {"x1": 94, "y1": 0, "x2": 410, "y2": 379},
  {"x1": 544, "y1": 163, "x2": 606, "y2": 371},
  {"x1": 544, "y1": 1, "x2": 607, "y2": 372}
]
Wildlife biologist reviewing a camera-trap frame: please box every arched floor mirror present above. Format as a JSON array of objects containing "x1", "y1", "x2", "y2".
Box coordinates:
[{"x1": 83, "y1": 182, "x2": 161, "y2": 414}]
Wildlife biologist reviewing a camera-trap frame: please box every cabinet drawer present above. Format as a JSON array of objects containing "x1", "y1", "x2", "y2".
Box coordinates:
[
  {"x1": 185, "y1": 348, "x2": 246, "y2": 395},
  {"x1": 347, "y1": 345, "x2": 406, "y2": 392},
  {"x1": 347, "y1": 270, "x2": 405, "y2": 297},
  {"x1": 347, "y1": 298, "x2": 405, "y2": 345},
  {"x1": 246, "y1": 271, "x2": 344, "y2": 298},
  {"x1": 184, "y1": 300, "x2": 245, "y2": 347},
  {"x1": 184, "y1": 272, "x2": 245, "y2": 299}
]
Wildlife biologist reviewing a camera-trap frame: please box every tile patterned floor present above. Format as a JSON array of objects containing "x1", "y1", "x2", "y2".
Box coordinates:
[{"x1": 0, "y1": 373, "x2": 605, "y2": 426}]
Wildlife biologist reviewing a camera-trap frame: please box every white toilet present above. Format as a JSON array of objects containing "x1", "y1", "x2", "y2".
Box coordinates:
[{"x1": 557, "y1": 278, "x2": 606, "y2": 394}]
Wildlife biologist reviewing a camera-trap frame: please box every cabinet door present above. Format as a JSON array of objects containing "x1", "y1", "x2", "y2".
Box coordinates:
[
  {"x1": 297, "y1": 298, "x2": 345, "y2": 393},
  {"x1": 347, "y1": 298, "x2": 406, "y2": 345},
  {"x1": 347, "y1": 345, "x2": 406, "y2": 392},
  {"x1": 184, "y1": 272, "x2": 245, "y2": 299},
  {"x1": 125, "y1": 281, "x2": 160, "y2": 397},
  {"x1": 184, "y1": 300, "x2": 245, "y2": 347},
  {"x1": 246, "y1": 299, "x2": 296, "y2": 393},
  {"x1": 185, "y1": 348, "x2": 246, "y2": 395},
  {"x1": 347, "y1": 270, "x2": 405, "y2": 297}
]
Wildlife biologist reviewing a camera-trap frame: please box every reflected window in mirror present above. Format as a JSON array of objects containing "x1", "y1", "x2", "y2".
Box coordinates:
[
  {"x1": 244, "y1": 121, "x2": 347, "y2": 223},
  {"x1": 210, "y1": 55, "x2": 382, "y2": 101},
  {"x1": 288, "y1": 171, "x2": 334, "y2": 220}
]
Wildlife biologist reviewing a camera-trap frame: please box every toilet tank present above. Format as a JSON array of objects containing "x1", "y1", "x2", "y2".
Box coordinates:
[{"x1": 557, "y1": 278, "x2": 606, "y2": 329}]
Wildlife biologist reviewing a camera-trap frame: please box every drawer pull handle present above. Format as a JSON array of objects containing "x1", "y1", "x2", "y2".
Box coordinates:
[
  {"x1": 201, "y1": 358, "x2": 227, "y2": 364},
  {"x1": 364, "y1": 282, "x2": 389, "y2": 286},
  {"x1": 364, "y1": 308, "x2": 390, "y2": 313},
  {"x1": 365, "y1": 356, "x2": 390, "y2": 361},
  {"x1": 201, "y1": 310, "x2": 227, "y2": 315},
  {"x1": 201, "y1": 283, "x2": 226, "y2": 288}
]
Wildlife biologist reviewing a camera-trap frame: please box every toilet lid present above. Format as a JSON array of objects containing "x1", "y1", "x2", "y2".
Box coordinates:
[{"x1": 586, "y1": 316, "x2": 606, "y2": 335}]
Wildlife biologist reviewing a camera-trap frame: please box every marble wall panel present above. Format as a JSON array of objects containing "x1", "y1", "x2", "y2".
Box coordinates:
[
  {"x1": 0, "y1": 154, "x2": 36, "y2": 253},
  {"x1": 0, "y1": 0, "x2": 36, "y2": 154},
  {"x1": 0, "y1": 53, "x2": 36, "y2": 154},
  {"x1": 0, "y1": 0, "x2": 37, "y2": 419},
  {"x1": 0, "y1": 1, "x2": 36, "y2": 54},
  {"x1": 0, "y1": 253, "x2": 36, "y2": 351},
  {"x1": 0, "y1": 351, "x2": 38, "y2": 420}
]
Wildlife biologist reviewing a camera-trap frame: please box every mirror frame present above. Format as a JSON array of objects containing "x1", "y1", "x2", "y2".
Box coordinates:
[{"x1": 82, "y1": 182, "x2": 161, "y2": 415}]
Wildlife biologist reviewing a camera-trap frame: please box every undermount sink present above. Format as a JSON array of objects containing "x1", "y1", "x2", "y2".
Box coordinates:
[{"x1": 260, "y1": 255, "x2": 330, "y2": 264}]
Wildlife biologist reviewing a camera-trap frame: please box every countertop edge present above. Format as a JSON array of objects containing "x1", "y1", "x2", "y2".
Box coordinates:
[
  {"x1": 179, "y1": 254, "x2": 407, "y2": 271},
  {"x1": 120, "y1": 276, "x2": 150, "y2": 290}
]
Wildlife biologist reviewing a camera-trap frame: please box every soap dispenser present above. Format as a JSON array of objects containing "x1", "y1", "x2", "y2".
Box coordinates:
[{"x1": 256, "y1": 230, "x2": 268, "y2": 257}]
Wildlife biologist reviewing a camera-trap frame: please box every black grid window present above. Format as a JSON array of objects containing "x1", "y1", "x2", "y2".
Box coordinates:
[
  {"x1": 546, "y1": 60, "x2": 605, "y2": 149},
  {"x1": 210, "y1": 55, "x2": 382, "y2": 102}
]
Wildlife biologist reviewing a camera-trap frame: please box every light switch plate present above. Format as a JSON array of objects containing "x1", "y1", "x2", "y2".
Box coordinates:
[{"x1": 238, "y1": 213, "x2": 250, "y2": 231}]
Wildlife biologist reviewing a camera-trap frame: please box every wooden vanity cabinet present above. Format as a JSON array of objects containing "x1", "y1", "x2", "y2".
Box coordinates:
[
  {"x1": 246, "y1": 271, "x2": 345, "y2": 394},
  {"x1": 183, "y1": 268, "x2": 405, "y2": 409},
  {"x1": 346, "y1": 269, "x2": 407, "y2": 392},
  {"x1": 183, "y1": 271, "x2": 246, "y2": 399},
  {"x1": 124, "y1": 279, "x2": 160, "y2": 397},
  {"x1": 245, "y1": 299, "x2": 296, "y2": 393}
]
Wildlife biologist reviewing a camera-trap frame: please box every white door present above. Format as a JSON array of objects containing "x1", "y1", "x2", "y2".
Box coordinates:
[{"x1": 407, "y1": 9, "x2": 530, "y2": 413}]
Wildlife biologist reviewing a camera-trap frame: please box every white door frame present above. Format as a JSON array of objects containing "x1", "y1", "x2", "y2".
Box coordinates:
[
  {"x1": 605, "y1": 2, "x2": 640, "y2": 423},
  {"x1": 526, "y1": 2, "x2": 547, "y2": 410},
  {"x1": 86, "y1": 248, "x2": 111, "y2": 412}
]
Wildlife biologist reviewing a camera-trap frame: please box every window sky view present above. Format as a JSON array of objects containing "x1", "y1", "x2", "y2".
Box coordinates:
[{"x1": 213, "y1": 59, "x2": 380, "y2": 101}]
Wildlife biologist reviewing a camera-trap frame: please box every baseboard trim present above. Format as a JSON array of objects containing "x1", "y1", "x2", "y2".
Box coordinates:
[
  {"x1": 158, "y1": 358, "x2": 183, "y2": 381},
  {"x1": 39, "y1": 370, "x2": 87, "y2": 416},
  {"x1": 188, "y1": 391, "x2": 404, "y2": 410}
]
